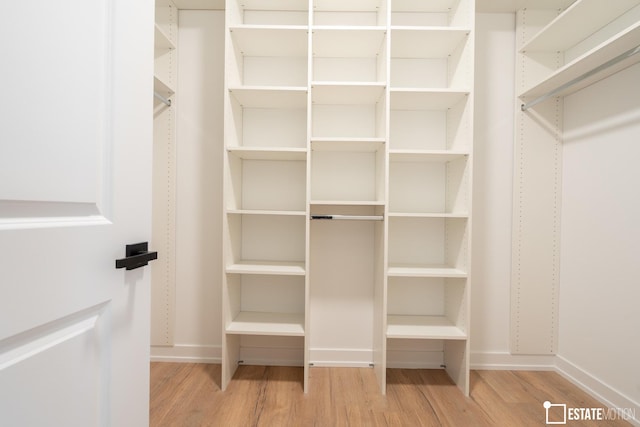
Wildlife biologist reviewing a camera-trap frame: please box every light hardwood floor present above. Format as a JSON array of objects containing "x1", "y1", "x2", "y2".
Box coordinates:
[{"x1": 150, "y1": 363, "x2": 632, "y2": 426}]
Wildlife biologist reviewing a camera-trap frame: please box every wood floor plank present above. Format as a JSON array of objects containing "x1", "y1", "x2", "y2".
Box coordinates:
[{"x1": 149, "y1": 363, "x2": 633, "y2": 427}]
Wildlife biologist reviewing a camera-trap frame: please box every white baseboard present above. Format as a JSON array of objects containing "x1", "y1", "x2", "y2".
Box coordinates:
[
  {"x1": 150, "y1": 344, "x2": 220, "y2": 363},
  {"x1": 555, "y1": 355, "x2": 640, "y2": 427},
  {"x1": 471, "y1": 351, "x2": 556, "y2": 370}
]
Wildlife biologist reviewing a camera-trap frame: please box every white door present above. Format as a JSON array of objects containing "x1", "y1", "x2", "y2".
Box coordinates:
[{"x1": 0, "y1": 1, "x2": 154, "y2": 426}]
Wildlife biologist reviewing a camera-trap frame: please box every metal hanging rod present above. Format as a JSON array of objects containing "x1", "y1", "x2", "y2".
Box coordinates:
[
  {"x1": 154, "y1": 91, "x2": 172, "y2": 107},
  {"x1": 521, "y1": 44, "x2": 640, "y2": 111},
  {"x1": 311, "y1": 215, "x2": 384, "y2": 221}
]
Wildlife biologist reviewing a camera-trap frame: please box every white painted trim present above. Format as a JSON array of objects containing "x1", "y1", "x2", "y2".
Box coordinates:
[
  {"x1": 555, "y1": 355, "x2": 640, "y2": 427},
  {"x1": 470, "y1": 351, "x2": 556, "y2": 370},
  {"x1": 150, "y1": 344, "x2": 220, "y2": 363}
]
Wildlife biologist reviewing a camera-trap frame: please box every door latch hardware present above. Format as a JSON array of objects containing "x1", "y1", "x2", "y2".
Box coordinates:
[{"x1": 115, "y1": 242, "x2": 158, "y2": 270}]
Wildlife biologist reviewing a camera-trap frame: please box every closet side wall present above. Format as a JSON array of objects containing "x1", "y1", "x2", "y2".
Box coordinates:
[{"x1": 559, "y1": 62, "x2": 640, "y2": 415}]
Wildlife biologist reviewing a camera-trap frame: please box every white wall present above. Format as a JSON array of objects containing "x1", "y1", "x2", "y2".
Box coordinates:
[
  {"x1": 558, "y1": 62, "x2": 640, "y2": 412},
  {"x1": 471, "y1": 13, "x2": 515, "y2": 360},
  {"x1": 152, "y1": 10, "x2": 224, "y2": 361}
]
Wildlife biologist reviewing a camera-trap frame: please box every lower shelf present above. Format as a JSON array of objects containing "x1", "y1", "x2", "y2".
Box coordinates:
[
  {"x1": 226, "y1": 260, "x2": 306, "y2": 276},
  {"x1": 387, "y1": 264, "x2": 467, "y2": 278},
  {"x1": 387, "y1": 315, "x2": 467, "y2": 340},
  {"x1": 226, "y1": 311, "x2": 305, "y2": 337}
]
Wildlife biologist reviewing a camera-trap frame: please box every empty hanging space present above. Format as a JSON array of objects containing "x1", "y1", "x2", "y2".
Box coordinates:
[{"x1": 309, "y1": 203, "x2": 385, "y2": 366}]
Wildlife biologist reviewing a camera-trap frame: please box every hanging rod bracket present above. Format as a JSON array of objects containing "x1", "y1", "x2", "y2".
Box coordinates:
[{"x1": 154, "y1": 91, "x2": 172, "y2": 107}]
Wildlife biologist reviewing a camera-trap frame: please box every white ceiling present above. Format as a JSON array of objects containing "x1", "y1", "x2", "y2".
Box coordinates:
[{"x1": 171, "y1": 0, "x2": 576, "y2": 13}]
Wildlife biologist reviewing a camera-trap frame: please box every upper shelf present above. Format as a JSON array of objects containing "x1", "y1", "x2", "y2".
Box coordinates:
[
  {"x1": 229, "y1": 86, "x2": 308, "y2": 108},
  {"x1": 390, "y1": 89, "x2": 469, "y2": 109},
  {"x1": 312, "y1": 82, "x2": 385, "y2": 104},
  {"x1": 521, "y1": 0, "x2": 640, "y2": 52},
  {"x1": 230, "y1": 26, "x2": 308, "y2": 56},
  {"x1": 391, "y1": 27, "x2": 470, "y2": 58},
  {"x1": 313, "y1": 27, "x2": 386, "y2": 57},
  {"x1": 520, "y1": 20, "x2": 640, "y2": 99}
]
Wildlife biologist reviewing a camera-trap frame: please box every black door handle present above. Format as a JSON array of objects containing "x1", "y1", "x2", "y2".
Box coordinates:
[{"x1": 115, "y1": 242, "x2": 158, "y2": 270}]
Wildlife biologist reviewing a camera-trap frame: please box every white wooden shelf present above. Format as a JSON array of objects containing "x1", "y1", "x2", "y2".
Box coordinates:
[
  {"x1": 154, "y1": 24, "x2": 175, "y2": 50},
  {"x1": 390, "y1": 89, "x2": 469, "y2": 109},
  {"x1": 387, "y1": 264, "x2": 467, "y2": 278},
  {"x1": 229, "y1": 26, "x2": 308, "y2": 56},
  {"x1": 154, "y1": 75, "x2": 175, "y2": 98},
  {"x1": 312, "y1": 82, "x2": 386, "y2": 104},
  {"x1": 229, "y1": 86, "x2": 308, "y2": 108},
  {"x1": 227, "y1": 209, "x2": 307, "y2": 217},
  {"x1": 310, "y1": 200, "x2": 385, "y2": 206},
  {"x1": 391, "y1": 27, "x2": 469, "y2": 58},
  {"x1": 313, "y1": 27, "x2": 386, "y2": 57},
  {"x1": 226, "y1": 260, "x2": 306, "y2": 276},
  {"x1": 388, "y1": 212, "x2": 469, "y2": 218},
  {"x1": 389, "y1": 149, "x2": 469, "y2": 162},
  {"x1": 387, "y1": 315, "x2": 467, "y2": 340},
  {"x1": 311, "y1": 137, "x2": 385, "y2": 152},
  {"x1": 520, "y1": 20, "x2": 640, "y2": 99},
  {"x1": 227, "y1": 147, "x2": 307, "y2": 160},
  {"x1": 521, "y1": 0, "x2": 640, "y2": 53},
  {"x1": 226, "y1": 311, "x2": 305, "y2": 336}
]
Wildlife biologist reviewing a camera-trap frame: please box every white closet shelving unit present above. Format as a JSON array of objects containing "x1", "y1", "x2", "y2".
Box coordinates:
[
  {"x1": 222, "y1": 0, "x2": 474, "y2": 395},
  {"x1": 511, "y1": 0, "x2": 640, "y2": 354},
  {"x1": 384, "y1": 0, "x2": 474, "y2": 395},
  {"x1": 151, "y1": 0, "x2": 178, "y2": 347},
  {"x1": 222, "y1": 0, "x2": 311, "y2": 392}
]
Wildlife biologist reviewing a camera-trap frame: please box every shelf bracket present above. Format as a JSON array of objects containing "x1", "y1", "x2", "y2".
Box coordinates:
[{"x1": 521, "y1": 44, "x2": 640, "y2": 111}]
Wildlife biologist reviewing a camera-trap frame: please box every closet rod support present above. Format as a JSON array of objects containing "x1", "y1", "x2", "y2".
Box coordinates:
[
  {"x1": 521, "y1": 44, "x2": 640, "y2": 111},
  {"x1": 154, "y1": 91, "x2": 172, "y2": 107}
]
